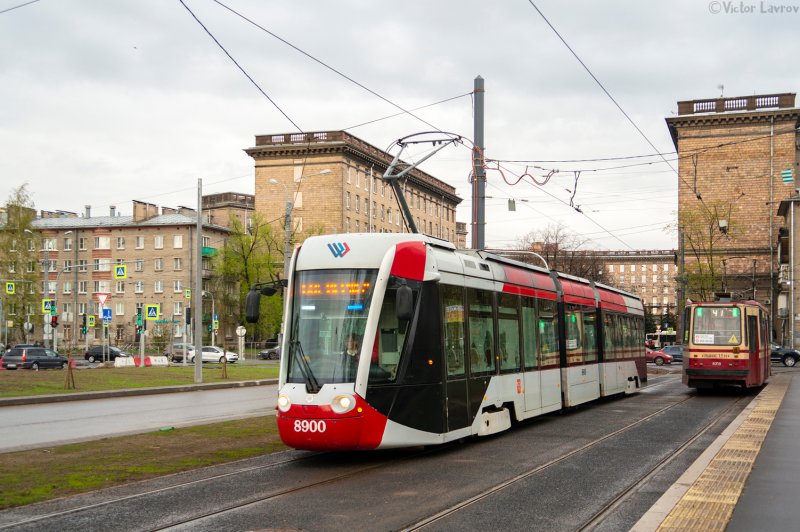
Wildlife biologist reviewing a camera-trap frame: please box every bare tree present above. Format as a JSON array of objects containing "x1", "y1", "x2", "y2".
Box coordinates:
[{"x1": 514, "y1": 223, "x2": 608, "y2": 283}]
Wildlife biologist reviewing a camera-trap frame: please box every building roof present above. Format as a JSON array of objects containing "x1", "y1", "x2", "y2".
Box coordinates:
[{"x1": 30, "y1": 213, "x2": 230, "y2": 232}]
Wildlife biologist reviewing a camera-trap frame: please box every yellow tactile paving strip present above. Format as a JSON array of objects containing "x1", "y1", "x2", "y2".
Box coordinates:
[{"x1": 657, "y1": 375, "x2": 790, "y2": 532}]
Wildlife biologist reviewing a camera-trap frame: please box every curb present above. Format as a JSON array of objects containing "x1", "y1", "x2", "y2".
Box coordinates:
[{"x1": 0, "y1": 378, "x2": 279, "y2": 407}]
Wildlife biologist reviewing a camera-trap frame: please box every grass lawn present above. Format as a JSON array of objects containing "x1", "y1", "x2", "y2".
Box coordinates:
[
  {"x1": 0, "y1": 415, "x2": 286, "y2": 509},
  {"x1": 0, "y1": 365, "x2": 279, "y2": 398}
]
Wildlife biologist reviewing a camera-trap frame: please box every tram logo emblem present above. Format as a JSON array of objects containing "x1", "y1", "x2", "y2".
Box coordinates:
[{"x1": 327, "y1": 242, "x2": 351, "y2": 258}]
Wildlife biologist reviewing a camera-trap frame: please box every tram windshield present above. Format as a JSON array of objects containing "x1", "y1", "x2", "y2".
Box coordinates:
[
  {"x1": 287, "y1": 269, "x2": 377, "y2": 388},
  {"x1": 692, "y1": 306, "x2": 742, "y2": 346}
]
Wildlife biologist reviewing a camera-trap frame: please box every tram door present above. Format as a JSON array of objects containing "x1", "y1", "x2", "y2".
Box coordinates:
[{"x1": 443, "y1": 285, "x2": 470, "y2": 431}]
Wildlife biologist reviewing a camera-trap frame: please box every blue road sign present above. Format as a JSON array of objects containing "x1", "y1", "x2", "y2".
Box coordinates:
[{"x1": 102, "y1": 308, "x2": 112, "y2": 323}]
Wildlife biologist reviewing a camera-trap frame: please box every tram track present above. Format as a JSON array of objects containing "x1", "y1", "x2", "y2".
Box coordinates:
[{"x1": 401, "y1": 392, "x2": 699, "y2": 531}]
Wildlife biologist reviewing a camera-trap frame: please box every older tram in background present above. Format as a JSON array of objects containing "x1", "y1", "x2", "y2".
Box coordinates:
[
  {"x1": 265, "y1": 233, "x2": 646, "y2": 451},
  {"x1": 682, "y1": 300, "x2": 771, "y2": 390}
]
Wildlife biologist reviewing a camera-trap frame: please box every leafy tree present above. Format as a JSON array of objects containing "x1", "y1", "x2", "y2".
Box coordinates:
[
  {"x1": 211, "y1": 212, "x2": 284, "y2": 343},
  {"x1": 0, "y1": 184, "x2": 38, "y2": 346}
]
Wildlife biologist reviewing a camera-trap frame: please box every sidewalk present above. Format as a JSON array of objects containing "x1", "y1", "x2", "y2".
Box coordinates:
[
  {"x1": 0, "y1": 378, "x2": 278, "y2": 407},
  {"x1": 634, "y1": 372, "x2": 798, "y2": 531}
]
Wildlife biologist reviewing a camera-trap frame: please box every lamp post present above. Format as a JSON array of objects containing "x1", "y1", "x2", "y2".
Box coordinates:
[
  {"x1": 203, "y1": 290, "x2": 215, "y2": 348},
  {"x1": 268, "y1": 169, "x2": 331, "y2": 277}
]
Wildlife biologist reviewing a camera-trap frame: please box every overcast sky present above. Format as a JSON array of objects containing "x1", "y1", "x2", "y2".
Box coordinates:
[{"x1": 2, "y1": 0, "x2": 799, "y2": 251}]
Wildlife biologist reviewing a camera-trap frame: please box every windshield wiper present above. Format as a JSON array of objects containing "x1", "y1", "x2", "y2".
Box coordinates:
[{"x1": 290, "y1": 336, "x2": 321, "y2": 394}]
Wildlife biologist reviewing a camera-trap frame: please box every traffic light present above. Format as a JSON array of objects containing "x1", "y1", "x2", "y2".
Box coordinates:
[
  {"x1": 81, "y1": 314, "x2": 87, "y2": 335},
  {"x1": 185, "y1": 307, "x2": 192, "y2": 325},
  {"x1": 50, "y1": 315, "x2": 58, "y2": 328},
  {"x1": 135, "y1": 311, "x2": 143, "y2": 333}
]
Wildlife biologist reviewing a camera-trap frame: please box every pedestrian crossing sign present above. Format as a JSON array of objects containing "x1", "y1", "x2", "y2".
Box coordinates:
[
  {"x1": 42, "y1": 299, "x2": 54, "y2": 313},
  {"x1": 145, "y1": 304, "x2": 159, "y2": 321},
  {"x1": 5, "y1": 282, "x2": 14, "y2": 295},
  {"x1": 114, "y1": 264, "x2": 127, "y2": 280},
  {"x1": 88, "y1": 315, "x2": 95, "y2": 327}
]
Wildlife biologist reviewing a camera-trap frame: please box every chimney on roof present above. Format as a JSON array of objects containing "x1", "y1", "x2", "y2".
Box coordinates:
[
  {"x1": 85, "y1": 205, "x2": 91, "y2": 218},
  {"x1": 110, "y1": 205, "x2": 116, "y2": 217}
]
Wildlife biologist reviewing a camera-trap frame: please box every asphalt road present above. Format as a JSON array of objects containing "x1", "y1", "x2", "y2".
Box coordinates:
[
  {"x1": 0, "y1": 385, "x2": 278, "y2": 452},
  {"x1": 0, "y1": 371, "x2": 756, "y2": 531}
]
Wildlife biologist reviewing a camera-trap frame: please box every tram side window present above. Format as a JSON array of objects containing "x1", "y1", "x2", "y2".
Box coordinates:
[
  {"x1": 565, "y1": 309, "x2": 584, "y2": 365},
  {"x1": 442, "y1": 284, "x2": 466, "y2": 379},
  {"x1": 370, "y1": 280, "x2": 412, "y2": 384},
  {"x1": 467, "y1": 287, "x2": 495, "y2": 375},
  {"x1": 603, "y1": 315, "x2": 614, "y2": 361},
  {"x1": 539, "y1": 299, "x2": 559, "y2": 367},
  {"x1": 583, "y1": 312, "x2": 597, "y2": 362},
  {"x1": 521, "y1": 296, "x2": 538, "y2": 370},
  {"x1": 497, "y1": 293, "x2": 520, "y2": 373}
]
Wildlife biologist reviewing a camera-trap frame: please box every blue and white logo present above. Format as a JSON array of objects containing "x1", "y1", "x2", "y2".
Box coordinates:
[{"x1": 327, "y1": 241, "x2": 351, "y2": 258}]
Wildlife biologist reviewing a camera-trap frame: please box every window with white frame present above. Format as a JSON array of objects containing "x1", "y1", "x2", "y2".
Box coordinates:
[
  {"x1": 94, "y1": 236, "x2": 110, "y2": 250},
  {"x1": 78, "y1": 302, "x2": 87, "y2": 315},
  {"x1": 134, "y1": 259, "x2": 144, "y2": 272},
  {"x1": 346, "y1": 192, "x2": 350, "y2": 209},
  {"x1": 173, "y1": 279, "x2": 183, "y2": 292},
  {"x1": 154, "y1": 280, "x2": 163, "y2": 293},
  {"x1": 94, "y1": 280, "x2": 111, "y2": 293},
  {"x1": 154, "y1": 235, "x2": 164, "y2": 249},
  {"x1": 116, "y1": 302, "x2": 125, "y2": 316},
  {"x1": 154, "y1": 257, "x2": 163, "y2": 271},
  {"x1": 173, "y1": 301, "x2": 182, "y2": 315},
  {"x1": 355, "y1": 195, "x2": 360, "y2": 213},
  {"x1": 78, "y1": 237, "x2": 87, "y2": 250},
  {"x1": 135, "y1": 236, "x2": 144, "y2": 249},
  {"x1": 44, "y1": 238, "x2": 56, "y2": 251},
  {"x1": 63, "y1": 281, "x2": 72, "y2": 294},
  {"x1": 116, "y1": 281, "x2": 125, "y2": 293},
  {"x1": 134, "y1": 281, "x2": 144, "y2": 293},
  {"x1": 173, "y1": 235, "x2": 183, "y2": 249},
  {"x1": 78, "y1": 259, "x2": 87, "y2": 272},
  {"x1": 174, "y1": 257, "x2": 182, "y2": 271},
  {"x1": 202, "y1": 236, "x2": 210, "y2": 247},
  {"x1": 116, "y1": 237, "x2": 125, "y2": 249},
  {"x1": 78, "y1": 281, "x2": 87, "y2": 294},
  {"x1": 94, "y1": 258, "x2": 111, "y2": 272},
  {"x1": 64, "y1": 237, "x2": 72, "y2": 251}
]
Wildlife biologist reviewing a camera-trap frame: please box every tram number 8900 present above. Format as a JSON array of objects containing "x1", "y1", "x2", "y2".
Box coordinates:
[{"x1": 294, "y1": 419, "x2": 327, "y2": 433}]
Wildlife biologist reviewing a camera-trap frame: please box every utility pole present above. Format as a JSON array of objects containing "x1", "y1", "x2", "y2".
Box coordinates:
[
  {"x1": 472, "y1": 75, "x2": 486, "y2": 249},
  {"x1": 677, "y1": 226, "x2": 687, "y2": 342},
  {"x1": 193, "y1": 179, "x2": 203, "y2": 384}
]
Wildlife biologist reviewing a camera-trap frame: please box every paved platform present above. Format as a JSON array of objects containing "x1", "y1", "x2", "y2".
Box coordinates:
[{"x1": 633, "y1": 371, "x2": 799, "y2": 531}]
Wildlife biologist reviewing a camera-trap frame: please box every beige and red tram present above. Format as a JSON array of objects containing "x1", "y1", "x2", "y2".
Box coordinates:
[{"x1": 683, "y1": 300, "x2": 771, "y2": 390}]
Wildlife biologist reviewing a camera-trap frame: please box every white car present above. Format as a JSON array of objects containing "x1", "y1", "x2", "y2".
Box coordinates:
[{"x1": 190, "y1": 345, "x2": 239, "y2": 364}]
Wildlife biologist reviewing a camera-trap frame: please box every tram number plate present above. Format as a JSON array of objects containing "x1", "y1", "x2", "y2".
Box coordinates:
[
  {"x1": 711, "y1": 361, "x2": 722, "y2": 366},
  {"x1": 294, "y1": 420, "x2": 327, "y2": 433}
]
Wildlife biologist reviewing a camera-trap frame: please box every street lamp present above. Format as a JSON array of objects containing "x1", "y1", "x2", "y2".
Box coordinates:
[
  {"x1": 269, "y1": 169, "x2": 331, "y2": 277},
  {"x1": 202, "y1": 290, "x2": 215, "y2": 348}
]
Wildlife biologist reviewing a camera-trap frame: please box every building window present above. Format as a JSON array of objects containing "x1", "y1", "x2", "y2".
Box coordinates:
[
  {"x1": 78, "y1": 281, "x2": 87, "y2": 294},
  {"x1": 134, "y1": 281, "x2": 144, "y2": 294},
  {"x1": 174, "y1": 257, "x2": 182, "y2": 271},
  {"x1": 116, "y1": 281, "x2": 125, "y2": 293},
  {"x1": 154, "y1": 235, "x2": 164, "y2": 249},
  {"x1": 134, "y1": 259, "x2": 144, "y2": 272},
  {"x1": 346, "y1": 192, "x2": 351, "y2": 209},
  {"x1": 64, "y1": 238, "x2": 72, "y2": 251},
  {"x1": 77, "y1": 259, "x2": 87, "y2": 272},
  {"x1": 94, "y1": 258, "x2": 111, "y2": 272},
  {"x1": 94, "y1": 236, "x2": 110, "y2": 250},
  {"x1": 174, "y1": 301, "x2": 182, "y2": 316},
  {"x1": 135, "y1": 236, "x2": 144, "y2": 249},
  {"x1": 173, "y1": 279, "x2": 183, "y2": 292},
  {"x1": 154, "y1": 280, "x2": 163, "y2": 293},
  {"x1": 173, "y1": 235, "x2": 183, "y2": 249},
  {"x1": 116, "y1": 302, "x2": 125, "y2": 316},
  {"x1": 44, "y1": 238, "x2": 56, "y2": 251},
  {"x1": 63, "y1": 259, "x2": 72, "y2": 272},
  {"x1": 355, "y1": 195, "x2": 360, "y2": 213},
  {"x1": 63, "y1": 281, "x2": 72, "y2": 294},
  {"x1": 116, "y1": 237, "x2": 125, "y2": 249},
  {"x1": 154, "y1": 257, "x2": 163, "y2": 271}
]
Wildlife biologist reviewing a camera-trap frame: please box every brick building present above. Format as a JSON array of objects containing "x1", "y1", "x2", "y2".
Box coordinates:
[
  {"x1": 244, "y1": 131, "x2": 463, "y2": 259},
  {"x1": 599, "y1": 250, "x2": 678, "y2": 317},
  {"x1": 202, "y1": 192, "x2": 254, "y2": 231},
  {"x1": 19, "y1": 201, "x2": 230, "y2": 350},
  {"x1": 666, "y1": 93, "x2": 800, "y2": 335}
]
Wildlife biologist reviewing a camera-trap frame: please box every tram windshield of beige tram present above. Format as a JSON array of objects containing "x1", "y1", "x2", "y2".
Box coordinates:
[{"x1": 692, "y1": 306, "x2": 742, "y2": 346}]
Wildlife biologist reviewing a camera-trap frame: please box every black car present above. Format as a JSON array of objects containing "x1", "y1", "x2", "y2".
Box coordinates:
[
  {"x1": 84, "y1": 345, "x2": 131, "y2": 363},
  {"x1": 2, "y1": 347, "x2": 68, "y2": 370},
  {"x1": 258, "y1": 345, "x2": 281, "y2": 360},
  {"x1": 771, "y1": 343, "x2": 799, "y2": 367}
]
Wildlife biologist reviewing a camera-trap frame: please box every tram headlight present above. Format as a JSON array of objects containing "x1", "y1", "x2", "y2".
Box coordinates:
[
  {"x1": 331, "y1": 394, "x2": 356, "y2": 414},
  {"x1": 277, "y1": 393, "x2": 292, "y2": 413}
]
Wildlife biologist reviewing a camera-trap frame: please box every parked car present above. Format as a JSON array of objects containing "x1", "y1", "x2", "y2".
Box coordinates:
[
  {"x1": 166, "y1": 343, "x2": 196, "y2": 362},
  {"x1": 84, "y1": 345, "x2": 131, "y2": 363},
  {"x1": 2, "y1": 347, "x2": 68, "y2": 370},
  {"x1": 659, "y1": 345, "x2": 684, "y2": 363},
  {"x1": 258, "y1": 345, "x2": 281, "y2": 360},
  {"x1": 646, "y1": 348, "x2": 673, "y2": 366},
  {"x1": 189, "y1": 346, "x2": 239, "y2": 364},
  {"x1": 771, "y1": 343, "x2": 800, "y2": 367}
]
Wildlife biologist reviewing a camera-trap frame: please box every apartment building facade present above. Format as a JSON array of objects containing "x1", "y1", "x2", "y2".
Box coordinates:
[
  {"x1": 245, "y1": 131, "x2": 463, "y2": 255},
  {"x1": 18, "y1": 201, "x2": 230, "y2": 349},
  {"x1": 599, "y1": 250, "x2": 678, "y2": 318}
]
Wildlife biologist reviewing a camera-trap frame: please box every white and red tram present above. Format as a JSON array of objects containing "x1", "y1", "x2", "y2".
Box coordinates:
[{"x1": 274, "y1": 233, "x2": 646, "y2": 450}]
